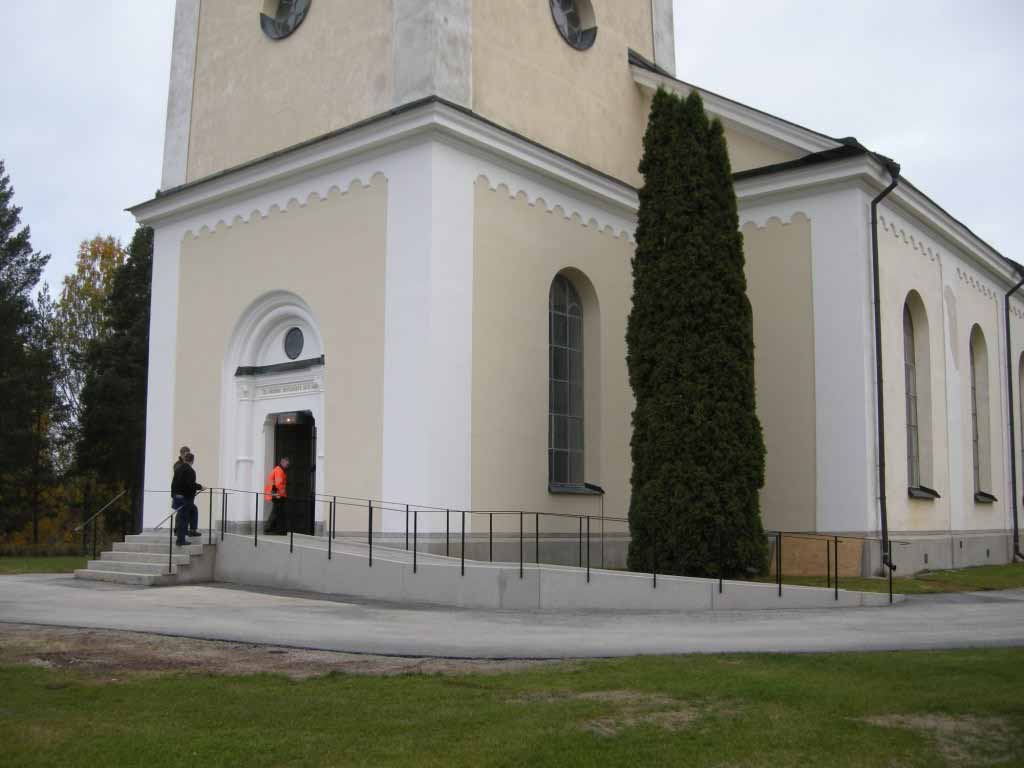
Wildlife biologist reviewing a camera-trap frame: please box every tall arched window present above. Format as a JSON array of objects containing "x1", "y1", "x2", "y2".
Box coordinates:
[
  {"x1": 903, "y1": 304, "x2": 921, "y2": 488},
  {"x1": 903, "y1": 292, "x2": 936, "y2": 497},
  {"x1": 549, "y1": 274, "x2": 584, "y2": 486},
  {"x1": 1019, "y1": 352, "x2": 1024, "y2": 489},
  {"x1": 970, "y1": 325, "x2": 994, "y2": 500}
]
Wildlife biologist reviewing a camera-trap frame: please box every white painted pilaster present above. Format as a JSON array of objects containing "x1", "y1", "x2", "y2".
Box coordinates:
[
  {"x1": 142, "y1": 225, "x2": 186, "y2": 528},
  {"x1": 741, "y1": 188, "x2": 878, "y2": 534},
  {"x1": 393, "y1": 0, "x2": 472, "y2": 108},
  {"x1": 380, "y1": 141, "x2": 476, "y2": 529},
  {"x1": 161, "y1": 0, "x2": 200, "y2": 190},
  {"x1": 814, "y1": 189, "x2": 878, "y2": 533},
  {"x1": 651, "y1": 0, "x2": 676, "y2": 75}
]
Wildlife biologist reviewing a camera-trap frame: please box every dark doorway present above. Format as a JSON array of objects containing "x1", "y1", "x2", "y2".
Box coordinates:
[{"x1": 273, "y1": 411, "x2": 316, "y2": 535}]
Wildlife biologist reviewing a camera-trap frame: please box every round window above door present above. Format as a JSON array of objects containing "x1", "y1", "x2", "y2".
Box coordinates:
[
  {"x1": 549, "y1": 0, "x2": 598, "y2": 51},
  {"x1": 260, "y1": 0, "x2": 313, "y2": 41},
  {"x1": 284, "y1": 327, "x2": 305, "y2": 360}
]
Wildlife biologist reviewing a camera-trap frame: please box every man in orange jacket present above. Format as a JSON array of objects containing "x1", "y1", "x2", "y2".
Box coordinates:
[{"x1": 264, "y1": 457, "x2": 290, "y2": 535}]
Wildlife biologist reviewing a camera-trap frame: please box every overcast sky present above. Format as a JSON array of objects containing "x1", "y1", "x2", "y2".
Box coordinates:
[{"x1": 2, "y1": 1, "x2": 1021, "y2": 292}]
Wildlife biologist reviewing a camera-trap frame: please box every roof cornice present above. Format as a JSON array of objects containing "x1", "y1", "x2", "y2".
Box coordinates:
[
  {"x1": 736, "y1": 153, "x2": 1018, "y2": 285},
  {"x1": 129, "y1": 98, "x2": 639, "y2": 226}
]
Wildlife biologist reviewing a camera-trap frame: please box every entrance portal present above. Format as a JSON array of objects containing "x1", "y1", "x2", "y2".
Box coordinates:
[{"x1": 271, "y1": 411, "x2": 316, "y2": 535}]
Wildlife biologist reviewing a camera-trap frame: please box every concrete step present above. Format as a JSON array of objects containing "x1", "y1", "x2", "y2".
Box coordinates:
[
  {"x1": 113, "y1": 541, "x2": 206, "y2": 556},
  {"x1": 73, "y1": 569, "x2": 166, "y2": 587},
  {"x1": 126, "y1": 531, "x2": 212, "y2": 544},
  {"x1": 101, "y1": 551, "x2": 191, "y2": 565},
  {"x1": 87, "y1": 560, "x2": 174, "y2": 576}
]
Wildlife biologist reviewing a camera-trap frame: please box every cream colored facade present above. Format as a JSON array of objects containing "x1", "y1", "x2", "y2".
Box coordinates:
[
  {"x1": 877, "y1": 205, "x2": 1022, "y2": 556},
  {"x1": 186, "y1": 1, "x2": 393, "y2": 182},
  {"x1": 742, "y1": 215, "x2": 817, "y2": 533},
  {"x1": 136, "y1": 1, "x2": 1023, "y2": 572},
  {"x1": 471, "y1": 179, "x2": 634, "y2": 527},
  {"x1": 472, "y1": 1, "x2": 655, "y2": 186},
  {"x1": 174, "y1": 179, "x2": 388, "y2": 529},
  {"x1": 165, "y1": 1, "x2": 673, "y2": 189}
]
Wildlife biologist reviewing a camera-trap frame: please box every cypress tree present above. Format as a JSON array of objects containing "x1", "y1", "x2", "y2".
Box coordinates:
[{"x1": 626, "y1": 90, "x2": 767, "y2": 578}]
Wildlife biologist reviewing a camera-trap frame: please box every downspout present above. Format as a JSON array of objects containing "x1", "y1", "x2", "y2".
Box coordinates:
[
  {"x1": 1003, "y1": 269, "x2": 1024, "y2": 561},
  {"x1": 870, "y1": 159, "x2": 901, "y2": 570}
]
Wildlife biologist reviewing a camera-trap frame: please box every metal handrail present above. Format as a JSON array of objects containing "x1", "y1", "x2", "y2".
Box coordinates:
[
  {"x1": 763, "y1": 530, "x2": 912, "y2": 546},
  {"x1": 73, "y1": 490, "x2": 129, "y2": 533},
  {"x1": 101, "y1": 486, "x2": 918, "y2": 606},
  {"x1": 214, "y1": 486, "x2": 633, "y2": 523}
]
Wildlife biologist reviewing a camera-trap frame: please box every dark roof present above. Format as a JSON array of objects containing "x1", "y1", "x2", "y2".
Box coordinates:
[
  {"x1": 629, "y1": 49, "x2": 1019, "y2": 274},
  {"x1": 733, "y1": 144, "x2": 868, "y2": 181}
]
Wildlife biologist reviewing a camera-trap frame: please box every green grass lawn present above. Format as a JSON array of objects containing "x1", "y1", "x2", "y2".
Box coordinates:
[
  {"x1": 2, "y1": 649, "x2": 1022, "y2": 767},
  {"x1": 0, "y1": 556, "x2": 87, "y2": 575},
  {"x1": 760, "y1": 562, "x2": 1024, "y2": 595}
]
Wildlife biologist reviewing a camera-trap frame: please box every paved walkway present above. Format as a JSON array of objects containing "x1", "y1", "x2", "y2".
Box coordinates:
[{"x1": 2, "y1": 575, "x2": 1023, "y2": 659}]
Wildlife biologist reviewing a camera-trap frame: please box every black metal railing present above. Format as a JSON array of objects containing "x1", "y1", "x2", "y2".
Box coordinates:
[
  {"x1": 73, "y1": 489, "x2": 130, "y2": 560},
  {"x1": 763, "y1": 530, "x2": 911, "y2": 605},
  {"x1": 128, "y1": 486, "x2": 907, "y2": 603}
]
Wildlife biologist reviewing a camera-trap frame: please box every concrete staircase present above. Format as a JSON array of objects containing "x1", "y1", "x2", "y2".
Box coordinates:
[{"x1": 74, "y1": 529, "x2": 217, "y2": 586}]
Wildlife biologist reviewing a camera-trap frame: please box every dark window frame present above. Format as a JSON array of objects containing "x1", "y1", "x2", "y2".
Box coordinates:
[
  {"x1": 549, "y1": 274, "x2": 584, "y2": 487},
  {"x1": 903, "y1": 303, "x2": 921, "y2": 489},
  {"x1": 549, "y1": 0, "x2": 598, "y2": 51}
]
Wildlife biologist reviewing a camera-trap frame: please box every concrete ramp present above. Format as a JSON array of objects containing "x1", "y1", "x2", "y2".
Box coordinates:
[{"x1": 214, "y1": 532, "x2": 900, "y2": 611}]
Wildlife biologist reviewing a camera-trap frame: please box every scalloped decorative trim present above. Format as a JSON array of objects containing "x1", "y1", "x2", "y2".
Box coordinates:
[
  {"x1": 879, "y1": 213, "x2": 942, "y2": 265},
  {"x1": 740, "y1": 212, "x2": 810, "y2": 231},
  {"x1": 880, "y1": 212, "x2": 999, "y2": 302},
  {"x1": 184, "y1": 174, "x2": 385, "y2": 240},
  {"x1": 739, "y1": 210, "x2": 809, "y2": 229},
  {"x1": 477, "y1": 174, "x2": 633, "y2": 242}
]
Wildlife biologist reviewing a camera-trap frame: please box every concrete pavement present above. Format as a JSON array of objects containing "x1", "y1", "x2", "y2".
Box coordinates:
[{"x1": 2, "y1": 574, "x2": 1023, "y2": 659}]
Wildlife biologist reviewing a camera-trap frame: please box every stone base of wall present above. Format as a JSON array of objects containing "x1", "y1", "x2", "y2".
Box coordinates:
[
  {"x1": 766, "y1": 531, "x2": 1017, "y2": 578},
  {"x1": 867, "y1": 531, "x2": 1015, "y2": 577}
]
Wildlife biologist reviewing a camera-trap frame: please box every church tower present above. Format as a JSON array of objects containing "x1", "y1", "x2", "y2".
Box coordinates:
[
  {"x1": 134, "y1": 1, "x2": 676, "y2": 533},
  {"x1": 162, "y1": 0, "x2": 675, "y2": 189}
]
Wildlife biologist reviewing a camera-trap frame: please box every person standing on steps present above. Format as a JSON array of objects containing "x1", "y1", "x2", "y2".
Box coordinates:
[
  {"x1": 171, "y1": 453, "x2": 203, "y2": 547},
  {"x1": 264, "y1": 457, "x2": 290, "y2": 535},
  {"x1": 171, "y1": 446, "x2": 200, "y2": 536}
]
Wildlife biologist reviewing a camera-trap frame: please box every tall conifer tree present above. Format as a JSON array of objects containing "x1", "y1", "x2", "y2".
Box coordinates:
[
  {"x1": 78, "y1": 226, "x2": 152, "y2": 534},
  {"x1": 0, "y1": 160, "x2": 55, "y2": 540},
  {"x1": 626, "y1": 90, "x2": 767, "y2": 577}
]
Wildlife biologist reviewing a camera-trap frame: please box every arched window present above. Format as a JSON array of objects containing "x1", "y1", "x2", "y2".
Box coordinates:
[
  {"x1": 1019, "y1": 352, "x2": 1024, "y2": 487},
  {"x1": 903, "y1": 304, "x2": 921, "y2": 488},
  {"x1": 970, "y1": 325, "x2": 994, "y2": 499},
  {"x1": 549, "y1": 274, "x2": 584, "y2": 486},
  {"x1": 903, "y1": 292, "x2": 935, "y2": 497}
]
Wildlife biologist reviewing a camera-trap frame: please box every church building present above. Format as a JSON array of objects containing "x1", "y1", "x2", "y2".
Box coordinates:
[{"x1": 131, "y1": 0, "x2": 1024, "y2": 574}]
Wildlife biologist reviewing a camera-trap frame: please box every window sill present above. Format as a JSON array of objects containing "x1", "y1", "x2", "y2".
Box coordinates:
[
  {"x1": 974, "y1": 491, "x2": 998, "y2": 504},
  {"x1": 908, "y1": 486, "x2": 941, "y2": 500},
  {"x1": 548, "y1": 483, "x2": 604, "y2": 496}
]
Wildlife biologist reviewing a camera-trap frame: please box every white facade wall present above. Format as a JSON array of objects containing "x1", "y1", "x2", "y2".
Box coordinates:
[
  {"x1": 137, "y1": 103, "x2": 637, "y2": 531},
  {"x1": 878, "y1": 202, "x2": 1024, "y2": 543},
  {"x1": 740, "y1": 187, "x2": 879, "y2": 535},
  {"x1": 738, "y1": 167, "x2": 1024, "y2": 556}
]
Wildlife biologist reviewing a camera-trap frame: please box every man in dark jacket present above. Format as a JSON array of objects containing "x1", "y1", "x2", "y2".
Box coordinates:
[
  {"x1": 171, "y1": 453, "x2": 203, "y2": 546},
  {"x1": 171, "y1": 446, "x2": 200, "y2": 536}
]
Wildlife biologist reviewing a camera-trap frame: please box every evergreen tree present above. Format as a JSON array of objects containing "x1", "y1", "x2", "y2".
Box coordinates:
[
  {"x1": 0, "y1": 160, "x2": 55, "y2": 541},
  {"x1": 77, "y1": 226, "x2": 152, "y2": 535},
  {"x1": 626, "y1": 90, "x2": 768, "y2": 577}
]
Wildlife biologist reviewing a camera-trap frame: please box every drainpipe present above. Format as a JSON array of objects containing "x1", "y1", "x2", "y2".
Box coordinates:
[
  {"x1": 870, "y1": 159, "x2": 901, "y2": 571},
  {"x1": 1004, "y1": 270, "x2": 1024, "y2": 561}
]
